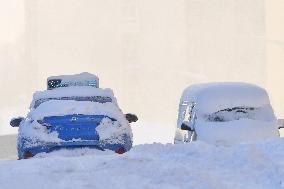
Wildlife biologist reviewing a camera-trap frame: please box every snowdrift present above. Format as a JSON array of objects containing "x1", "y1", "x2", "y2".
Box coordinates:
[{"x1": 1, "y1": 138, "x2": 284, "y2": 189}]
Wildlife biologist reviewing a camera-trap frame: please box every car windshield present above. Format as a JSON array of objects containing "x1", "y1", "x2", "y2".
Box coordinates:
[
  {"x1": 33, "y1": 96, "x2": 112, "y2": 109},
  {"x1": 205, "y1": 107, "x2": 258, "y2": 122}
]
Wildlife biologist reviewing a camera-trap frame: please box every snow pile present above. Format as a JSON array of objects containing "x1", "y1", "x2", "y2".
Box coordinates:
[
  {"x1": 19, "y1": 120, "x2": 63, "y2": 147},
  {"x1": 1, "y1": 138, "x2": 284, "y2": 189},
  {"x1": 96, "y1": 117, "x2": 131, "y2": 143}
]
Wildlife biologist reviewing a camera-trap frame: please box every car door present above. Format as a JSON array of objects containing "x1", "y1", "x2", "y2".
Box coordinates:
[{"x1": 175, "y1": 101, "x2": 196, "y2": 143}]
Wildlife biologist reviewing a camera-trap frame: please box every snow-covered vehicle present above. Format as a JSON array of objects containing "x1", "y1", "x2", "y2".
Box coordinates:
[
  {"x1": 10, "y1": 73, "x2": 138, "y2": 159},
  {"x1": 174, "y1": 82, "x2": 279, "y2": 145}
]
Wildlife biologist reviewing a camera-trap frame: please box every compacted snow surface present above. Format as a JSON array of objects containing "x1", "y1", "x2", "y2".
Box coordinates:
[{"x1": 1, "y1": 139, "x2": 284, "y2": 189}]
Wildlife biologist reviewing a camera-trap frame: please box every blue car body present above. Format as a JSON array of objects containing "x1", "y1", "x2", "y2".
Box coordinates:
[
  {"x1": 17, "y1": 113, "x2": 132, "y2": 159},
  {"x1": 16, "y1": 92, "x2": 133, "y2": 159},
  {"x1": 18, "y1": 114, "x2": 132, "y2": 159},
  {"x1": 13, "y1": 74, "x2": 134, "y2": 159}
]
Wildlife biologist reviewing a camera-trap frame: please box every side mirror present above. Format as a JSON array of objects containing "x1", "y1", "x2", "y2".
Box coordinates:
[
  {"x1": 125, "y1": 113, "x2": 138, "y2": 123},
  {"x1": 181, "y1": 123, "x2": 192, "y2": 131},
  {"x1": 277, "y1": 119, "x2": 284, "y2": 130},
  {"x1": 10, "y1": 117, "x2": 24, "y2": 127}
]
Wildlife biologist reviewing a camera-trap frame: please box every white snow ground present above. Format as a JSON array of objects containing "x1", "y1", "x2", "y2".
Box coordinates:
[{"x1": 1, "y1": 138, "x2": 284, "y2": 189}]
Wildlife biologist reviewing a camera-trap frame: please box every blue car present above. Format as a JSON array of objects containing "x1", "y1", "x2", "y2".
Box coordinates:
[{"x1": 10, "y1": 73, "x2": 138, "y2": 159}]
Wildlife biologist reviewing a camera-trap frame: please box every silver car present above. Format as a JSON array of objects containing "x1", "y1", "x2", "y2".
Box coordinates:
[{"x1": 174, "y1": 82, "x2": 280, "y2": 144}]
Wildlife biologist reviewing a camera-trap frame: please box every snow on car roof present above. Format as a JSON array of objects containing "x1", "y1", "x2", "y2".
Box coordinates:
[
  {"x1": 180, "y1": 82, "x2": 271, "y2": 114},
  {"x1": 30, "y1": 86, "x2": 117, "y2": 109},
  {"x1": 47, "y1": 72, "x2": 99, "y2": 82},
  {"x1": 47, "y1": 72, "x2": 99, "y2": 89}
]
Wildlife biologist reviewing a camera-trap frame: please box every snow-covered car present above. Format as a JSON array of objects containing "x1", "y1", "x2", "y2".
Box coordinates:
[
  {"x1": 10, "y1": 73, "x2": 138, "y2": 159},
  {"x1": 174, "y1": 82, "x2": 279, "y2": 145}
]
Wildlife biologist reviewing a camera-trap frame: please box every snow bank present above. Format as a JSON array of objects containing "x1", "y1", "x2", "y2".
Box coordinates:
[
  {"x1": 1, "y1": 138, "x2": 284, "y2": 189},
  {"x1": 181, "y1": 82, "x2": 271, "y2": 114}
]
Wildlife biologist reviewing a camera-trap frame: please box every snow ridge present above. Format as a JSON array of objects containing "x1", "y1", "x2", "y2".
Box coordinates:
[{"x1": 1, "y1": 139, "x2": 284, "y2": 189}]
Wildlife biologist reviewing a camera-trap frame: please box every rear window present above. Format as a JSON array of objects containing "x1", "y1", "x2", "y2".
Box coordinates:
[
  {"x1": 205, "y1": 107, "x2": 258, "y2": 122},
  {"x1": 33, "y1": 96, "x2": 112, "y2": 109},
  {"x1": 47, "y1": 79, "x2": 98, "y2": 90}
]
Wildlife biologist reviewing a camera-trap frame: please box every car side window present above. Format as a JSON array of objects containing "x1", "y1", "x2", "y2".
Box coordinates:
[
  {"x1": 183, "y1": 105, "x2": 191, "y2": 122},
  {"x1": 183, "y1": 102, "x2": 196, "y2": 122}
]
